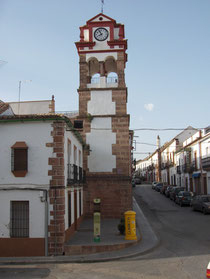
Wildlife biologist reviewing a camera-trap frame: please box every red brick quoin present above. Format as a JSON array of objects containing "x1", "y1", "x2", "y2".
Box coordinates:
[{"x1": 47, "y1": 121, "x2": 65, "y2": 256}]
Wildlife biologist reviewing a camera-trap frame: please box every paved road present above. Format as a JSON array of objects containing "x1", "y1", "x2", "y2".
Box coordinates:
[{"x1": 0, "y1": 184, "x2": 209, "y2": 279}]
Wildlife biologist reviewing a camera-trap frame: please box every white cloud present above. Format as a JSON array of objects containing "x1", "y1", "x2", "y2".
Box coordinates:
[{"x1": 144, "y1": 103, "x2": 154, "y2": 112}]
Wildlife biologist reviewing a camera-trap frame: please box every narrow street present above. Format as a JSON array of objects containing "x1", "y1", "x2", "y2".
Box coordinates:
[{"x1": 0, "y1": 184, "x2": 210, "y2": 279}]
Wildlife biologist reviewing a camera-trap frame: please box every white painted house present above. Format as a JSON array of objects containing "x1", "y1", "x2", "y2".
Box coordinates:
[
  {"x1": 0, "y1": 113, "x2": 86, "y2": 257},
  {"x1": 176, "y1": 128, "x2": 210, "y2": 194}
]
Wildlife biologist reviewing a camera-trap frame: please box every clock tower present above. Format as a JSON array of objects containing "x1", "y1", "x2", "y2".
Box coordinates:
[{"x1": 75, "y1": 13, "x2": 132, "y2": 218}]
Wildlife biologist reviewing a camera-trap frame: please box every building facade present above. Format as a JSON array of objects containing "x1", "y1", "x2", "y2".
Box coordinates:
[
  {"x1": 0, "y1": 114, "x2": 86, "y2": 257},
  {"x1": 136, "y1": 127, "x2": 210, "y2": 195}
]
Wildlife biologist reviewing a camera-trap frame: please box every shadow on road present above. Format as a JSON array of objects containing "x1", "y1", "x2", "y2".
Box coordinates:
[{"x1": 0, "y1": 267, "x2": 50, "y2": 279}]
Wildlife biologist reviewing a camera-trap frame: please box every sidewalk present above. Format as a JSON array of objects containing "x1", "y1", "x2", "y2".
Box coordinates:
[{"x1": 0, "y1": 197, "x2": 159, "y2": 264}]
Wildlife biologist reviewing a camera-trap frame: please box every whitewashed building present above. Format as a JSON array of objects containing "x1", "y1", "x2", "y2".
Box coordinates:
[
  {"x1": 176, "y1": 128, "x2": 210, "y2": 194},
  {"x1": 0, "y1": 113, "x2": 86, "y2": 257}
]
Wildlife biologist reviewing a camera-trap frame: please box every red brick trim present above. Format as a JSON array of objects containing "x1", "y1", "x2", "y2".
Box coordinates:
[
  {"x1": 12, "y1": 170, "x2": 27, "y2": 177},
  {"x1": 47, "y1": 121, "x2": 66, "y2": 256},
  {"x1": 0, "y1": 238, "x2": 45, "y2": 257}
]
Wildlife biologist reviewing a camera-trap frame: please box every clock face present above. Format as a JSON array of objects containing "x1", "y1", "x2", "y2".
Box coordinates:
[{"x1": 94, "y1": 27, "x2": 109, "y2": 41}]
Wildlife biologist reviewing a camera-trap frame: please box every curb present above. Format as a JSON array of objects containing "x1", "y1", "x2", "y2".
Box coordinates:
[{"x1": 0, "y1": 197, "x2": 159, "y2": 265}]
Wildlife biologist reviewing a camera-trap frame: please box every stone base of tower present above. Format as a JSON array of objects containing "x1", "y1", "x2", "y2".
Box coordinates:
[{"x1": 83, "y1": 175, "x2": 132, "y2": 218}]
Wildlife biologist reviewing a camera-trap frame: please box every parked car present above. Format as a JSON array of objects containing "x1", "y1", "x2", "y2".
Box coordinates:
[
  {"x1": 191, "y1": 195, "x2": 210, "y2": 214},
  {"x1": 175, "y1": 191, "x2": 193, "y2": 206},
  {"x1": 152, "y1": 181, "x2": 158, "y2": 190},
  {"x1": 155, "y1": 182, "x2": 163, "y2": 192},
  {"x1": 165, "y1": 186, "x2": 173, "y2": 198},
  {"x1": 134, "y1": 177, "x2": 141, "y2": 184},
  {"x1": 169, "y1": 187, "x2": 185, "y2": 201},
  {"x1": 160, "y1": 185, "x2": 169, "y2": 195}
]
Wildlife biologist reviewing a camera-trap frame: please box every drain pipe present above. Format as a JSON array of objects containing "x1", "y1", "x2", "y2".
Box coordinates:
[
  {"x1": 40, "y1": 189, "x2": 48, "y2": 256},
  {"x1": 44, "y1": 191, "x2": 48, "y2": 256},
  {"x1": 54, "y1": 188, "x2": 57, "y2": 256}
]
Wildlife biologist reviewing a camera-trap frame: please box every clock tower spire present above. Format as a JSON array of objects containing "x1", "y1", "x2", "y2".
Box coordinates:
[{"x1": 75, "y1": 13, "x2": 132, "y2": 218}]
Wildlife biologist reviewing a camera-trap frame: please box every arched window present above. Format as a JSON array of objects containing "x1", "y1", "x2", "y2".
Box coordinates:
[
  {"x1": 107, "y1": 72, "x2": 118, "y2": 83},
  {"x1": 91, "y1": 73, "x2": 100, "y2": 84},
  {"x1": 88, "y1": 58, "x2": 99, "y2": 83}
]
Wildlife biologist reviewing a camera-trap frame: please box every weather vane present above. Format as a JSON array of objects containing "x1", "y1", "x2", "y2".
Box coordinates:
[{"x1": 101, "y1": 0, "x2": 104, "y2": 13}]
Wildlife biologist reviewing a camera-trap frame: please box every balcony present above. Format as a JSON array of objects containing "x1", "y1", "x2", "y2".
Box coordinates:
[
  {"x1": 161, "y1": 162, "x2": 169, "y2": 170},
  {"x1": 87, "y1": 76, "x2": 118, "y2": 89},
  {"x1": 202, "y1": 156, "x2": 210, "y2": 169},
  {"x1": 67, "y1": 164, "x2": 86, "y2": 185}
]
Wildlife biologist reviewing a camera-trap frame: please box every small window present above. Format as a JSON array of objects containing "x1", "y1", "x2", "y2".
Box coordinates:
[
  {"x1": 74, "y1": 145, "x2": 77, "y2": 165},
  {"x1": 74, "y1": 120, "x2": 83, "y2": 129},
  {"x1": 67, "y1": 139, "x2": 71, "y2": 164},
  {"x1": 10, "y1": 201, "x2": 29, "y2": 238},
  {"x1": 11, "y1": 142, "x2": 28, "y2": 177},
  {"x1": 68, "y1": 192, "x2": 71, "y2": 227}
]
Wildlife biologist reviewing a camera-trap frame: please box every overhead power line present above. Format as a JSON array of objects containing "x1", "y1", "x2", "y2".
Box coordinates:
[
  {"x1": 133, "y1": 128, "x2": 202, "y2": 131},
  {"x1": 90, "y1": 127, "x2": 205, "y2": 131}
]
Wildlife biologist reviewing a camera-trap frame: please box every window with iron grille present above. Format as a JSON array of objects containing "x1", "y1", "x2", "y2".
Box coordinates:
[{"x1": 10, "y1": 201, "x2": 29, "y2": 238}]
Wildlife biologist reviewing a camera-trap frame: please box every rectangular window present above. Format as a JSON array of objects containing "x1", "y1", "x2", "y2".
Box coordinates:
[
  {"x1": 79, "y1": 190, "x2": 82, "y2": 217},
  {"x1": 194, "y1": 151, "x2": 197, "y2": 169},
  {"x1": 79, "y1": 150, "x2": 81, "y2": 167},
  {"x1": 67, "y1": 139, "x2": 71, "y2": 164},
  {"x1": 74, "y1": 145, "x2": 77, "y2": 165},
  {"x1": 10, "y1": 201, "x2": 29, "y2": 238},
  {"x1": 73, "y1": 120, "x2": 83, "y2": 129},
  {"x1": 11, "y1": 142, "x2": 28, "y2": 177},
  {"x1": 68, "y1": 192, "x2": 71, "y2": 227},
  {"x1": 13, "y1": 149, "x2": 28, "y2": 171}
]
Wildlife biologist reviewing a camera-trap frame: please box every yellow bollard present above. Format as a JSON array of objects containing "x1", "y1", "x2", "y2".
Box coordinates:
[{"x1": 124, "y1": 211, "x2": 137, "y2": 240}]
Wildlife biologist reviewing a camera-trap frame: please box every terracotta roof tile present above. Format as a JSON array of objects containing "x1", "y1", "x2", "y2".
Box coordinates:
[{"x1": 0, "y1": 100, "x2": 9, "y2": 114}]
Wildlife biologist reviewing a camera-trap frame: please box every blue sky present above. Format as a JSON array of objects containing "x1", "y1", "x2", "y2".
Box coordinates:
[{"x1": 0, "y1": 0, "x2": 209, "y2": 160}]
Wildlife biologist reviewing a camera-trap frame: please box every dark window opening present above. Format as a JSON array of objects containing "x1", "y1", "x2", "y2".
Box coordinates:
[
  {"x1": 74, "y1": 120, "x2": 83, "y2": 129},
  {"x1": 68, "y1": 192, "x2": 71, "y2": 227},
  {"x1": 79, "y1": 190, "x2": 82, "y2": 217},
  {"x1": 11, "y1": 142, "x2": 28, "y2": 177}
]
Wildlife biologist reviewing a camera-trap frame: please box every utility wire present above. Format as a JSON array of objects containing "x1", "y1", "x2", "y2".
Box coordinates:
[{"x1": 90, "y1": 127, "x2": 205, "y2": 131}]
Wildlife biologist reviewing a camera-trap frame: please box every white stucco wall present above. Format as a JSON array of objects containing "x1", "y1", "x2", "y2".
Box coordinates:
[
  {"x1": 87, "y1": 90, "x2": 115, "y2": 115},
  {"x1": 86, "y1": 117, "x2": 116, "y2": 172},
  {"x1": 64, "y1": 129, "x2": 83, "y2": 230},
  {"x1": 9, "y1": 100, "x2": 53, "y2": 115},
  {"x1": 207, "y1": 174, "x2": 210, "y2": 194},
  {"x1": 0, "y1": 121, "x2": 53, "y2": 187},
  {"x1": 86, "y1": 52, "x2": 117, "y2": 62},
  {"x1": 0, "y1": 190, "x2": 45, "y2": 238},
  {"x1": 64, "y1": 129, "x2": 83, "y2": 175}
]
